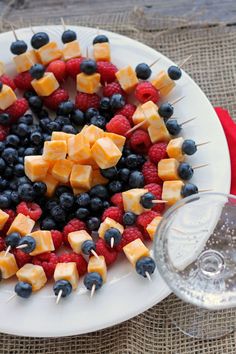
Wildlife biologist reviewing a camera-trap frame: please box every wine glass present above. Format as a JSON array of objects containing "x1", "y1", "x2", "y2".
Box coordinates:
[{"x1": 154, "y1": 192, "x2": 236, "y2": 339}]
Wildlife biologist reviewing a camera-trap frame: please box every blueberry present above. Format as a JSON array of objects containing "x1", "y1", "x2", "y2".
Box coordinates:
[
  {"x1": 81, "y1": 240, "x2": 96, "y2": 255},
  {"x1": 165, "y1": 119, "x2": 181, "y2": 136},
  {"x1": 90, "y1": 185, "x2": 108, "y2": 199},
  {"x1": 57, "y1": 100, "x2": 74, "y2": 116},
  {"x1": 71, "y1": 109, "x2": 85, "y2": 126},
  {"x1": 39, "y1": 117, "x2": 51, "y2": 132},
  {"x1": 46, "y1": 200, "x2": 58, "y2": 211},
  {"x1": 2, "y1": 147, "x2": 18, "y2": 165},
  {"x1": 108, "y1": 180, "x2": 122, "y2": 194},
  {"x1": 122, "y1": 147, "x2": 132, "y2": 156},
  {"x1": 125, "y1": 154, "x2": 143, "y2": 169},
  {"x1": 10, "y1": 191, "x2": 20, "y2": 204},
  {"x1": 28, "y1": 96, "x2": 43, "y2": 112},
  {"x1": 100, "y1": 97, "x2": 110, "y2": 111},
  {"x1": 51, "y1": 205, "x2": 66, "y2": 222},
  {"x1": 75, "y1": 207, "x2": 90, "y2": 220},
  {"x1": 84, "y1": 272, "x2": 103, "y2": 291},
  {"x1": 17, "y1": 176, "x2": 31, "y2": 185},
  {"x1": 3, "y1": 190, "x2": 11, "y2": 198},
  {"x1": 0, "y1": 158, "x2": 6, "y2": 173},
  {"x1": 75, "y1": 193, "x2": 90, "y2": 207},
  {"x1": 93, "y1": 34, "x2": 109, "y2": 45},
  {"x1": 85, "y1": 108, "x2": 99, "y2": 120},
  {"x1": 33, "y1": 181, "x2": 47, "y2": 196},
  {"x1": 18, "y1": 183, "x2": 35, "y2": 202},
  {"x1": 181, "y1": 183, "x2": 198, "y2": 198},
  {"x1": 168, "y1": 65, "x2": 182, "y2": 80},
  {"x1": 100, "y1": 167, "x2": 117, "y2": 179},
  {"x1": 135, "y1": 256, "x2": 156, "y2": 278},
  {"x1": 123, "y1": 211, "x2": 137, "y2": 226},
  {"x1": 118, "y1": 168, "x2": 130, "y2": 182},
  {"x1": 178, "y1": 163, "x2": 194, "y2": 180},
  {"x1": 15, "y1": 282, "x2": 32, "y2": 298},
  {"x1": 0, "y1": 113, "x2": 10, "y2": 126},
  {"x1": 158, "y1": 103, "x2": 174, "y2": 119},
  {"x1": 5, "y1": 232, "x2": 21, "y2": 248},
  {"x1": 80, "y1": 59, "x2": 97, "y2": 75},
  {"x1": 37, "y1": 109, "x2": 49, "y2": 119},
  {"x1": 55, "y1": 185, "x2": 72, "y2": 198},
  {"x1": 0, "y1": 142, "x2": 5, "y2": 153},
  {"x1": 29, "y1": 131, "x2": 43, "y2": 145},
  {"x1": 86, "y1": 217, "x2": 100, "y2": 231},
  {"x1": 90, "y1": 197, "x2": 103, "y2": 211},
  {"x1": 16, "y1": 123, "x2": 29, "y2": 137},
  {"x1": 62, "y1": 125, "x2": 77, "y2": 134},
  {"x1": 104, "y1": 227, "x2": 122, "y2": 246},
  {"x1": 53, "y1": 279, "x2": 72, "y2": 298},
  {"x1": 23, "y1": 90, "x2": 37, "y2": 101},
  {"x1": 18, "y1": 114, "x2": 33, "y2": 125},
  {"x1": 17, "y1": 147, "x2": 25, "y2": 157},
  {"x1": 103, "y1": 201, "x2": 110, "y2": 209},
  {"x1": 129, "y1": 171, "x2": 144, "y2": 188},
  {"x1": 6, "y1": 134, "x2": 20, "y2": 147},
  {"x1": 29, "y1": 64, "x2": 45, "y2": 80},
  {"x1": 21, "y1": 137, "x2": 30, "y2": 147},
  {"x1": 10, "y1": 40, "x2": 27, "y2": 55},
  {"x1": 43, "y1": 134, "x2": 51, "y2": 141},
  {"x1": 140, "y1": 192, "x2": 155, "y2": 209},
  {"x1": 182, "y1": 139, "x2": 197, "y2": 155},
  {"x1": 24, "y1": 147, "x2": 38, "y2": 156},
  {"x1": 0, "y1": 195, "x2": 10, "y2": 208},
  {"x1": 18, "y1": 236, "x2": 36, "y2": 254},
  {"x1": 90, "y1": 115, "x2": 106, "y2": 129},
  {"x1": 110, "y1": 94, "x2": 125, "y2": 111},
  {"x1": 47, "y1": 120, "x2": 62, "y2": 133},
  {"x1": 4, "y1": 167, "x2": 14, "y2": 179},
  {"x1": 55, "y1": 116, "x2": 71, "y2": 126},
  {"x1": 59, "y1": 192, "x2": 74, "y2": 209},
  {"x1": 0, "y1": 177, "x2": 9, "y2": 191},
  {"x1": 40, "y1": 217, "x2": 56, "y2": 230},
  {"x1": 135, "y1": 63, "x2": 151, "y2": 80},
  {"x1": 14, "y1": 163, "x2": 25, "y2": 177},
  {"x1": 61, "y1": 29, "x2": 77, "y2": 43},
  {"x1": 31, "y1": 32, "x2": 49, "y2": 49}
]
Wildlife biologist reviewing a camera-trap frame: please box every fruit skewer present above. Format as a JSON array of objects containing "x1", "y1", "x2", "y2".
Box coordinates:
[{"x1": 84, "y1": 255, "x2": 107, "y2": 297}]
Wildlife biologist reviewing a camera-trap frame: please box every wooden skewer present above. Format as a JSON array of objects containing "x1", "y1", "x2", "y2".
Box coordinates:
[
  {"x1": 180, "y1": 116, "x2": 197, "y2": 126},
  {"x1": 170, "y1": 96, "x2": 185, "y2": 106},
  {"x1": 126, "y1": 119, "x2": 146, "y2": 135},
  {"x1": 110, "y1": 237, "x2": 114, "y2": 248},
  {"x1": 86, "y1": 47, "x2": 89, "y2": 59},
  {"x1": 4, "y1": 245, "x2": 11, "y2": 257},
  {"x1": 61, "y1": 17, "x2": 66, "y2": 31},
  {"x1": 152, "y1": 200, "x2": 168, "y2": 204},
  {"x1": 145, "y1": 271, "x2": 152, "y2": 281},
  {"x1": 91, "y1": 249, "x2": 99, "y2": 259},
  {"x1": 90, "y1": 283, "x2": 96, "y2": 298},
  {"x1": 96, "y1": 27, "x2": 100, "y2": 35},
  {"x1": 56, "y1": 289, "x2": 63, "y2": 304},
  {"x1": 10, "y1": 24, "x2": 18, "y2": 40},
  {"x1": 30, "y1": 23, "x2": 35, "y2": 34},
  {"x1": 196, "y1": 141, "x2": 211, "y2": 147},
  {"x1": 6, "y1": 293, "x2": 17, "y2": 303},
  {"x1": 16, "y1": 244, "x2": 27, "y2": 249},
  {"x1": 192, "y1": 163, "x2": 209, "y2": 170},
  {"x1": 178, "y1": 54, "x2": 192, "y2": 68},
  {"x1": 199, "y1": 188, "x2": 213, "y2": 193},
  {"x1": 149, "y1": 58, "x2": 161, "y2": 68}
]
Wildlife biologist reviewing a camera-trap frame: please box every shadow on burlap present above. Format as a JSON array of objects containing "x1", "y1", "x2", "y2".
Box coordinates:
[{"x1": 0, "y1": 7, "x2": 236, "y2": 354}]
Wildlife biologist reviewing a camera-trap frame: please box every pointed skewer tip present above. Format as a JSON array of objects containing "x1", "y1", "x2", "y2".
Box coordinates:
[
  {"x1": 4, "y1": 245, "x2": 11, "y2": 257},
  {"x1": 6, "y1": 293, "x2": 17, "y2": 303},
  {"x1": 110, "y1": 237, "x2": 114, "y2": 248},
  {"x1": 56, "y1": 289, "x2": 63, "y2": 304},
  {"x1": 145, "y1": 271, "x2": 152, "y2": 281},
  {"x1": 90, "y1": 284, "x2": 96, "y2": 298}
]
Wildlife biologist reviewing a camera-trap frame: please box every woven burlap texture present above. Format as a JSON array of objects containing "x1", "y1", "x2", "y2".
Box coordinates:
[{"x1": 0, "y1": 9, "x2": 236, "y2": 354}]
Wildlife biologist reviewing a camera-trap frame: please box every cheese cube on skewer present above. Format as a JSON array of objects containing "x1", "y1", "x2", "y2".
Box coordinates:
[
  {"x1": 103, "y1": 132, "x2": 126, "y2": 151},
  {"x1": 68, "y1": 230, "x2": 92, "y2": 254},
  {"x1": 151, "y1": 70, "x2": 175, "y2": 97},
  {"x1": 115, "y1": 65, "x2": 138, "y2": 93},
  {"x1": 13, "y1": 50, "x2": 39, "y2": 73},
  {"x1": 0, "y1": 252, "x2": 18, "y2": 279},
  {"x1": 91, "y1": 137, "x2": 122, "y2": 169},
  {"x1": 0, "y1": 209, "x2": 9, "y2": 230},
  {"x1": 132, "y1": 105, "x2": 149, "y2": 129},
  {"x1": 16, "y1": 264, "x2": 47, "y2": 292},
  {"x1": 0, "y1": 85, "x2": 17, "y2": 110},
  {"x1": 162, "y1": 180, "x2": 184, "y2": 206},
  {"x1": 158, "y1": 158, "x2": 180, "y2": 181},
  {"x1": 122, "y1": 188, "x2": 148, "y2": 215},
  {"x1": 123, "y1": 239, "x2": 150, "y2": 267},
  {"x1": 24, "y1": 155, "x2": 49, "y2": 182},
  {"x1": 70, "y1": 164, "x2": 92, "y2": 190},
  {"x1": 98, "y1": 217, "x2": 124, "y2": 239},
  {"x1": 167, "y1": 137, "x2": 185, "y2": 161},
  {"x1": 93, "y1": 42, "x2": 110, "y2": 62},
  {"x1": 76, "y1": 73, "x2": 101, "y2": 94},
  {"x1": 54, "y1": 262, "x2": 79, "y2": 290},
  {"x1": 88, "y1": 256, "x2": 107, "y2": 282},
  {"x1": 146, "y1": 216, "x2": 163, "y2": 240},
  {"x1": 62, "y1": 40, "x2": 81, "y2": 61},
  {"x1": 29, "y1": 230, "x2": 55, "y2": 256},
  {"x1": 7, "y1": 213, "x2": 35, "y2": 236},
  {"x1": 36, "y1": 42, "x2": 62, "y2": 65},
  {"x1": 31, "y1": 72, "x2": 59, "y2": 96}
]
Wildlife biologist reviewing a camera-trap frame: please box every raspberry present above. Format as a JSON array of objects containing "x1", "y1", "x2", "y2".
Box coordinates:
[
  {"x1": 111, "y1": 193, "x2": 124, "y2": 210},
  {"x1": 95, "y1": 238, "x2": 118, "y2": 266},
  {"x1": 142, "y1": 161, "x2": 162, "y2": 185},
  {"x1": 97, "y1": 61, "x2": 118, "y2": 84},
  {"x1": 75, "y1": 92, "x2": 100, "y2": 112},
  {"x1": 44, "y1": 88, "x2": 69, "y2": 110},
  {"x1": 106, "y1": 115, "x2": 131, "y2": 136},
  {"x1": 16, "y1": 202, "x2": 42, "y2": 221},
  {"x1": 14, "y1": 71, "x2": 33, "y2": 90},
  {"x1": 46, "y1": 60, "x2": 66, "y2": 83},
  {"x1": 136, "y1": 210, "x2": 159, "y2": 239},
  {"x1": 0, "y1": 237, "x2": 5, "y2": 251},
  {"x1": 13, "y1": 249, "x2": 32, "y2": 268},
  {"x1": 59, "y1": 252, "x2": 87, "y2": 276},
  {"x1": 66, "y1": 57, "x2": 85, "y2": 78},
  {"x1": 148, "y1": 142, "x2": 168, "y2": 164},
  {"x1": 32, "y1": 252, "x2": 58, "y2": 279},
  {"x1": 51, "y1": 230, "x2": 63, "y2": 250},
  {"x1": 0, "y1": 98, "x2": 29, "y2": 123},
  {"x1": 116, "y1": 226, "x2": 143, "y2": 252},
  {"x1": 117, "y1": 104, "x2": 136, "y2": 124},
  {"x1": 0, "y1": 74, "x2": 16, "y2": 91},
  {"x1": 144, "y1": 183, "x2": 164, "y2": 214},
  {"x1": 63, "y1": 218, "x2": 87, "y2": 246},
  {"x1": 1, "y1": 209, "x2": 15, "y2": 235},
  {"x1": 135, "y1": 82, "x2": 160, "y2": 104},
  {"x1": 129, "y1": 129, "x2": 152, "y2": 154},
  {"x1": 102, "y1": 206, "x2": 123, "y2": 224},
  {"x1": 0, "y1": 125, "x2": 9, "y2": 141},
  {"x1": 103, "y1": 82, "x2": 125, "y2": 97}
]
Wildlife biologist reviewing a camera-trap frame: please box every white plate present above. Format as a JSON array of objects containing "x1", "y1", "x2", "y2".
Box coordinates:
[{"x1": 0, "y1": 26, "x2": 231, "y2": 337}]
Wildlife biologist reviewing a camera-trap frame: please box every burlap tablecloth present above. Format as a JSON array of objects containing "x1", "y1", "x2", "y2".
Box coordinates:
[{"x1": 0, "y1": 7, "x2": 236, "y2": 354}]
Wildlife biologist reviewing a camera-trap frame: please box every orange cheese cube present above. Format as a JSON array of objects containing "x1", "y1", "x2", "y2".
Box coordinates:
[
  {"x1": 72, "y1": 187, "x2": 87, "y2": 195},
  {"x1": 80, "y1": 124, "x2": 104, "y2": 147},
  {"x1": 0, "y1": 209, "x2": 9, "y2": 230},
  {"x1": 132, "y1": 105, "x2": 149, "y2": 129},
  {"x1": 151, "y1": 70, "x2": 175, "y2": 97},
  {"x1": 13, "y1": 50, "x2": 39, "y2": 73},
  {"x1": 88, "y1": 256, "x2": 107, "y2": 282},
  {"x1": 24, "y1": 155, "x2": 49, "y2": 181},
  {"x1": 36, "y1": 41, "x2": 62, "y2": 65},
  {"x1": 42, "y1": 140, "x2": 67, "y2": 161},
  {"x1": 158, "y1": 158, "x2": 180, "y2": 181},
  {"x1": 51, "y1": 131, "x2": 74, "y2": 142},
  {"x1": 103, "y1": 132, "x2": 126, "y2": 151},
  {"x1": 91, "y1": 137, "x2": 122, "y2": 169},
  {"x1": 41, "y1": 173, "x2": 59, "y2": 197},
  {"x1": 7, "y1": 213, "x2": 35, "y2": 236},
  {"x1": 54, "y1": 262, "x2": 79, "y2": 290},
  {"x1": 70, "y1": 164, "x2": 92, "y2": 190},
  {"x1": 68, "y1": 133, "x2": 92, "y2": 164},
  {"x1": 167, "y1": 137, "x2": 185, "y2": 161},
  {"x1": 46, "y1": 160, "x2": 55, "y2": 174},
  {"x1": 93, "y1": 42, "x2": 111, "y2": 62},
  {"x1": 122, "y1": 188, "x2": 148, "y2": 215},
  {"x1": 0, "y1": 61, "x2": 5, "y2": 76},
  {"x1": 51, "y1": 159, "x2": 73, "y2": 183},
  {"x1": 0, "y1": 252, "x2": 18, "y2": 279},
  {"x1": 146, "y1": 216, "x2": 162, "y2": 240},
  {"x1": 123, "y1": 239, "x2": 150, "y2": 266},
  {"x1": 148, "y1": 123, "x2": 171, "y2": 143},
  {"x1": 62, "y1": 40, "x2": 81, "y2": 61},
  {"x1": 68, "y1": 230, "x2": 92, "y2": 254},
  {"x1": 91, "y1": 169, "x2": 108, "y2": 187},
  {"x1": 141, "y1": 101, "x2": 159, "y2": 123},
  {"x1": 0, "y1": 85, "x2": 17, "y2": 110},
  {"x1": 115, "y1": 65, "x2": 138, "y2": 93},
  {"x1": 31, "y1": 72, "x2": 59, "y2": 97},
  {"x1": 76, "y1": 72, "x2": 101, "y2": 94},
  {"x1": 16, "y1": 264, "x2": 47, "y2": 292},
  {"x1": 29, "y1": 230, "x2": 55, "y2": 256},
  {"x1": 98, "y1": 217, "x2": 124, "y2": 239},
  {"x1": 162, "y1": 180, "x2": 184, "y2": 206}
]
